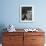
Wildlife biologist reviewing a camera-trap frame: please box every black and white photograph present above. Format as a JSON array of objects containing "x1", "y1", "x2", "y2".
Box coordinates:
[{"x1": 20, "y1": 5, "x2": 34, "y2": 22}]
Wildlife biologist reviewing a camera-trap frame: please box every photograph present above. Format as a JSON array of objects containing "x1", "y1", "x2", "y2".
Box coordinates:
[{"x1": 20, "y1": 5, "x2": 34, "y2": 22}]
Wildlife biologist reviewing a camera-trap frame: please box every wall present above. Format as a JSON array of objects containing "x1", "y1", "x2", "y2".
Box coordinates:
[{"x1": 0, "y1": 0, "x2": 46, "y2": 29}]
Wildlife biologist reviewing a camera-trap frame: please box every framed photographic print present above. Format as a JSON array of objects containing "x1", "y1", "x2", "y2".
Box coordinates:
[{"x1": 20, "y1": 5, "x2": 34, "y2": 22}]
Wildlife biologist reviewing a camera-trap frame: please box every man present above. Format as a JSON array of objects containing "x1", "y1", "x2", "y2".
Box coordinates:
[{"x1": 22, "y1": 10, "x2": 32, "y2": 20}]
